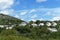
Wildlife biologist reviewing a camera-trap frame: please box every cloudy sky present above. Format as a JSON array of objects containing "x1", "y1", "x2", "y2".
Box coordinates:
[{"x1": 0, "y1": 0, "x2": 60, "y2": 21}]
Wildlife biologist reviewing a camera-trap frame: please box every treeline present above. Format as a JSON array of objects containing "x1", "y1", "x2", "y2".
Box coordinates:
[{"x1": 0, "y1": 20, "x2": 60, "y2": 40}]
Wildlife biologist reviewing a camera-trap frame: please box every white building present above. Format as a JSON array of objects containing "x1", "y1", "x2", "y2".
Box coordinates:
[
  {"x1": 9, "y1": 25, "x2": 15, "y2": 27},
  {"x1": 0, "y1": 25, "x2": 9, "y2": 28},
  {"x1": 6, "y1": 25, "x2": 15, "y2": 29},
  {"x1": 6, "y1": 27, "x2": 9, "y2": 29},
  {"x1": 39, "y1": 23, "x2": 44, "y2": 26},
  {"x1": 0, "y1": 25, "x2": 4, "y2": 28},
  {"x1": 19, "y1": 22, "x2": 27, "y2": 26},
  {"x1": 7, "y1": 25, "x2": 15, "y2": 29},
  {"x1": 31, "y1": 23, "x2": 37, "y2": 27},
  {"x1": 52, "y1": 22, "x2": 57, "y2": 26},
  {"x1": 0, "y1": 24, "x2": 15, "y2": 29},
  {"x1": 8, "y1": 27, "x2": 13, "y2": 29},
  {"x1": 46, "y1": 22, "x2": 51, "y2": 26},
  {"x1": 47, "y1": 28, "x2": 58, "y2": 32},
  {"x1": 6, "y1": 27, "x2": 13, "y2": 29}
]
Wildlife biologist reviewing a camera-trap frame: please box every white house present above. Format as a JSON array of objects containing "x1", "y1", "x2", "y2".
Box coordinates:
[
  {"x1": 0, "y1": 24, "x2": 15, "y2": 29},
  {"x1": 19, "y1": 22, "x2": 27, "y2": 26},
  {"x1": 46, "y1": 22, "x2": 51, "y2": 26},
  {"x1": 0, "y1": 25, "x2": 9, "y2": 28},
  {"x1": 47, "y1": 28, "x2": 58, "y2": 32},
  {"x1": 39, "y1": 23, "x2": 44, "y2": 26},
  {"x1": 0, "y1": 25, "x2": 4, "y2": 28},
  {"x1": 31, "y1": 23, "x2": 37, "y2": 27},
  {"x1": 9, "y1": 25, "x2": 15, "y2": 27},
  {"x1": 6, "y1": 27, "x2": 9, "y2": 29},
  {"x1": 8, "y1": 25, "x2": 15, "y2": 29},
  {"x1": 8, "y1": 27, "x2": 13, "y2": 29},
  {"x1": 52, "y1": 22, "x2": 57, "y2": 26},
  {"x1": 6, "y1": 27, "x2": 13, "y2": 29},
  {"x1": 5, "y1": 25, "x2": 15, "y2": 29}
]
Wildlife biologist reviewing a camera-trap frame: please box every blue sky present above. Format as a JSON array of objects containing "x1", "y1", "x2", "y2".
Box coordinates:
[{"x1": 0, "y1": 0, "x2": 60, "y2": 22}]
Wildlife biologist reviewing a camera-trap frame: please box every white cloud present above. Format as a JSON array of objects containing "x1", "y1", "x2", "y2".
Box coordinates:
[
  {"x1": 0, "y1": 9, "x2": 14, "y2": 15},
  {"x1": 29, "y1": 9, "x2": 37, "y2": 13},
  {"x1": 17, "y1": 7, "x2": 60, "y2": 21},
  {"x1": 21, "y1": 19, "x2": 24, "y2": 20},
  {"x1": 38, "y1": 7, "x2": 60, "y2": 16},
  {"x1": 20, "y1": 11, "x2": 27, "y2": 15},
  {"x1": 33, "y1": 7, "x2": 60, "y2": 21},
  {"x1": 0, "y1": 0, "x2": 15, "y2": 15},
  {"x1": 36, "y1": 0, "x2": 47, "y2": 3},
  {"x1": 31, "y1": 14, "x2": 37, "y2": 18},
  {"x1": 0, "y1": 10, "x2": 9, "y2": 15},
  {"x1": 14, "y1": 15, "x2": 19, "y2": 18},
  {"x1": 39, "y1": 18, "x2": 44, "y2": 21},
  {"x1": 14, "y1": 0, "x2": 20, "y2": 5},
  {"x1": 15, "y1": 1, "x2": 20, "y2": 5},
  {"x1": 7, "y1": 9, "x2": 15, "y2": 14},
  {"x1": 0, "y1": 0, "x2": 14, "y2": 10},
  {"x1": 51, "y1": 16, "x2": 60, "y2": 21},
  {"x1": 30, "y1": 19, "x2": 36, "y2": 22},
  {"x1": 45, "y1": 11, "x2": 52, "y2": 15}
]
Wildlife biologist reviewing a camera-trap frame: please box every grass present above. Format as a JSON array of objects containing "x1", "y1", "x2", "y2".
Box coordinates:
[
  {"x1": 0, "y1": 29, "x2": 59, "y2": 40},
  {"x1": 0, "y1": 35, "x2": 59, "y2": 40},
  {"x1": 0, "y1": 35, "x2": 34, "y2": 40}
]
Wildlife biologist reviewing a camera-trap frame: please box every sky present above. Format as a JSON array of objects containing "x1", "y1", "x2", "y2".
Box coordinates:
[{"x1": 0, "y1": 0, "x2": 60, "y2": 22}]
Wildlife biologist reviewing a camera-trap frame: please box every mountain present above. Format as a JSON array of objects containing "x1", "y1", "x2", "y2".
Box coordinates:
[{"x1": 0, "y1": 14, "x2": 25, "y2": 25}]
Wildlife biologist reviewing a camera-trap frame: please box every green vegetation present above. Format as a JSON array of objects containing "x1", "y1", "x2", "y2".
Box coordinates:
[
  {"x1": 0, "y1": 14, "x2": 60, "y2": 40},
  {"x1": 0, "y1": 26, "x2": 60, "y2": 40}
]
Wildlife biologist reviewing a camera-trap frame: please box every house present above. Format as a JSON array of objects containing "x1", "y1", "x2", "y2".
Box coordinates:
[
  {"x1": 0, "y1": 24, "x2": 15, "y2": 29},
  {"x1": 19, "y1": 22, "x2": 27, "y2": 26},
  {"x1": 6, "y1": 27, "x2": 13, "y2": 29},
  {"x1": 39, "y1": 23, "x2": 44, "y2": 26},
  {"x1": 31, "y1": 23, "x2": 37, "y2": 27},
  {"x1": 46, "y1": 22, "x2": 51, "y2": 26},
  {"x1": 0, "y1": 25, "x2": 9, "y2": 28},
  {"x1": 5, "y1": 25, "x2": 15, "y2": 29},
  {"x1": 9, "y1": 25, "x2": 15, "y2": 27},
  {"x1": 0, "y1": 25, "x2": 4, "y2": 28},
  {"x1": 6, "y1": 27, "x2": 9, "y2": 29},
  {"x1": 47, "y1": 28, "x2": 58, "y2": 32},
  {"x1": 52, "y1": 22, "x2": 57, "y2": 26}
]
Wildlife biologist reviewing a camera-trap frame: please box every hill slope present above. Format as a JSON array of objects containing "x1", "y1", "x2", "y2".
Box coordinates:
[{"x1": 0, "y1": 14, "x2": 25, "y2": 25}]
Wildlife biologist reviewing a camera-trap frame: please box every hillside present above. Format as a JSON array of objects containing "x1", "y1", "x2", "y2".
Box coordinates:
[
  {"x1": 0, "y1": 14, "x2": 25, "y2": 25},
  {"x1": 0, "y1": 14, "x2": 60, "y2": 40}
]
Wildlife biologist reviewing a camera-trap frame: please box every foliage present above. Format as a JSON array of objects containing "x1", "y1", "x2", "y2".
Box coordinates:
[{"x1": 0, "y1": 14, "x2": 60, "y2": 40}]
